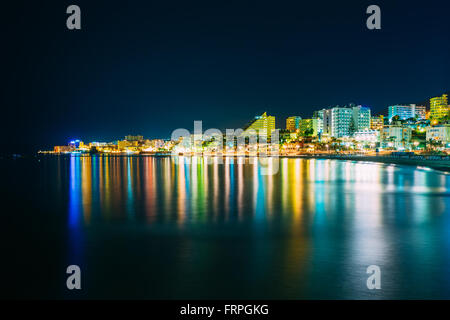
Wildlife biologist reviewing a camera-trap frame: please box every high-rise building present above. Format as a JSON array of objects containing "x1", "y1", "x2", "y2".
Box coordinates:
[
  {"x1": 352, "y1": 105, "x2": 371, "y2": 131},
  {"x1": 331, "y1": 107, "x2": 353, "y2": 138},
  {"x1": 388, "y1": 104, "x2": 423, "y2": 121},
  {"x1": 243, "y1": 112, "x2": 276, "y2": 140},
  {"x1": 299, "y1": 118, "x2": 319, "y2": 137},
  {"x1": 313, "y1": 105, "x2": 371, "y2": 138},
  {"x1": 317, "y1": 109, "x2": 332, "y2": 137},
  {"x1": 430, "y1": 94, "x2": 449, "y2": 120},
  {"x1": 371, "y1": 115, "x2": 384, "y2": 131},
  {"x1": 312, "y1": 110, "x2": 324, "y2": 135},
  {"x1": 285, "y1": 116, "x2": 302, "y2": 132}
]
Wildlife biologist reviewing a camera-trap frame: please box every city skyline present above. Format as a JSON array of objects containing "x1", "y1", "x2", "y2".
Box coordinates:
[
  {"x1": 45, "y1": 90, "x2": 450, "y2": 158},
  {"x1": 3, "y1": 1, "x2": 450, "y2": 153},
  {"x1": 44, "y1": 90, "x2": 449, "y2": 149}
]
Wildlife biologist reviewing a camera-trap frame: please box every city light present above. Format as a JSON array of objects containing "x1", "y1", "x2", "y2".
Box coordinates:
[{"x1": 44, "y1": 94, "x2": 450, "y2": 157}]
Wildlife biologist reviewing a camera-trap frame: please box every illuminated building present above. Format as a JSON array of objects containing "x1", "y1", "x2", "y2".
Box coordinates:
[
  {"x1": 125, "y1": 135, "x2": 143, "y2": 141},
  {"x1": 380, "y1": 125, "x2": 412, "y2": 149},
  {"x1": 314, "y1": 105, "x2": 370, "y2": 138},
  {"x1": 117, "y1": 135, "x2": 144, "y2": 151},
  {"x1": 312, "y1": 108, "x2": 331, "y2": 137},
  {"x1": 69, "y1": 139, "x2": 82, "y2": 148},
  {"x1": 78, "y1": 141, "x2": 88, "y2": 151},
  {"x1": 430, "y1": 94, "x2": 449, "y2": 120},
  {"x1": 243, "y1": 112, "x2": 276, "y2": 140},
  {"x1": 330, "y1": 107, "x2": 353, "y2": 138},
  {"x1": 312, "y1": 110, "x2": 323, "y2": 118},
  {"x1": 89, "y1": 142, "x2": 108, "y2": 147},
  {"x1": 279, "y1": 130, "x2": 297, "y2": 143},
  {"x1": 142, "y1": 139, "x2": 165, "y2": 150},
  {"x1": 299, "y1": 118, "x2": 319, "y2": 137},
  {"x1": 370, "y1": 115, "x2": 384, "y2": 130},
  {"x1": 321, "y1": 109, "x2": 332, "y2": 137},
  {"x1": 414, "y1": 105, "x2": 426, "y2": 120},
  {"x1": 352, "y1": 105, "x2": 371, "y2": 131},
  {"x1": 118, "y1": 139, "x2": 138, "y2": 151},
  {"x1": 312, "y1": 110, "x2": 324, "y2": 135},
  {"x1": 353, "y1": 129, "x2": 380, "y2": 144},
  {"x1": 388, "y1": 104, "x2": 424, "y2": 121},
  {"x1": 286, "y1": 116, "x2": 301, "y2": 132},
  {"x1": 54, "y1": 145, "x2": 75, "y2": 153},
  {"x1": 191, "y1": 133, "x2": 204, "y2": 153},
  {"x1": 426, "y1": 124, "x2": 450, "y2": 146}
]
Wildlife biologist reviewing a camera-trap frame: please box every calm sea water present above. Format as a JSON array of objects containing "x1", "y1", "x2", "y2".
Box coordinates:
[{"x1": 2, "y1": 155, "x2": 450, "y2": 299}]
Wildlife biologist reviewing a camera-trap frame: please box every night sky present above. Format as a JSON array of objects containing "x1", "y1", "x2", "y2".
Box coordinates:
[{"x1": 2, "y1": 0, "x2": 449, "y2": 153}]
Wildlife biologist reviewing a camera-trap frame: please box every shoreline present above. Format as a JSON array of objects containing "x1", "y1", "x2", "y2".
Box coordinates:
[
  {"x1": 31, "y1": 152, "x2": 450, "y2": 172},
  {"x1": 288, "y1": 154, "x2": 450, "y2": 172}
]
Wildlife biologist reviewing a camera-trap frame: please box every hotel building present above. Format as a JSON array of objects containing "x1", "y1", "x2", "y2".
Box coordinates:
[
  {"x1": 370, "y1": 115, "x2": 384, "y2": 131},
  {"x1": 380, "y1": 125, "x2": 412, "y2": 149},
  {"x1": 315, "y1": 105, "x2": 371, "y2": 138},
  {"x1": 286, "y1": 116, "x2": 302, "y2": 132},
  {"x1": 243, "y1": 112, "x2": 276, "y2": 140},
  {"x1": 430, "y1": 94, "x2": 449, "y2": 120},
  {"x1": 388, "y1": 104, "x2": 425, "y2": 121},
  {"x1": 426, "y1": 124, "x2": 450, "y2": 145},
  {"x1": 299, "y1": 118, "x2": 320, "y2": 137},
  {"x1": 414, "y1": 105, "x2": 426, "y2": 120},
  {"x1": 353, "y1": 130, "x2": 380, "y2": 144},
  {"x1": 352, "y1": 105, "x2": 371, "y2": 131}
]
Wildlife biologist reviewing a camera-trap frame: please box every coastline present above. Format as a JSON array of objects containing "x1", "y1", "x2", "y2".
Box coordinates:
[
  {"x1": 32, "y1": 152, "x2": 450, "y2": 173},
  {"x1": 287, "y1": 154, "x2": 450, "y2": 172}
]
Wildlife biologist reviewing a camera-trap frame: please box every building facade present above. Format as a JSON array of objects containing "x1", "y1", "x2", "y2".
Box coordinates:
[
  {"x1": 243, "y1": 112, "x2": 276, "y2": 140},
  {"x1": 414, "y1": 105, "x2": 426, "y2": 120},
  {"x1": 370, "y1": 115, "x2": 384, "y2": 131},
  {"x1": 353, "y1": 129, "x2": 380, "y2": 144},
  {"x1": 312, "y1": 110, "x2": 324, "y2": 135},
  {"x1": 380, "y1": 125, "x2": 412, "y2": 149},
  {"x1": 352, "y1": 105, "x2": 371, "y2": 131},
  {"x1": 388, "y1": 104, "x2": 424, "y2": 121},
  {"x1": 313, "y1": 105, "x2": 371, "y2": 139},
  {"x1": 331, "y1": 107, "x2": 353, "y2": 138},
  {"x1": 285, "y1": 116, "x2": 301, "y2": 132},
  {"x1": 430, "y1": 94, "x2": 449, "y2": 120},
  {"x1": 125, "y1": 135, "x2": 144, "y2": 141},
  {"x1": 426, "y1": 124, "x2": 450, "y2": 145},
  {"x1": 299, "y1": 118, "x2": 319, "y2": 137}
]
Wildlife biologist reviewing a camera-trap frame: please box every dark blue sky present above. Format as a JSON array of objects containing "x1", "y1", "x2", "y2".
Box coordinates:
[{"x1": 2, "y1": 0, "x2": 449, "y2": 153}]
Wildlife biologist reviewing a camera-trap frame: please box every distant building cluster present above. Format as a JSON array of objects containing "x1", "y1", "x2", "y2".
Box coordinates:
[
  {"x1": 280, "y1": 93, "x2": 449, "y2": 153},
  {"x1": 45, "y1": 93, "x2": 450, "y2": 155},
  {"x1": 49, "y1": 136, "x2": 175, "y2": 155}
]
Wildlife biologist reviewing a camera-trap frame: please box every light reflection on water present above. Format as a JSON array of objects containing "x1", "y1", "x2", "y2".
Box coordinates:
[{"x1": 62, "y1": 155, "x2": 450, "y2": 299}]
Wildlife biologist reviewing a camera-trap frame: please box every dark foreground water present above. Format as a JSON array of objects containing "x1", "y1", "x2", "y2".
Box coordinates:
[{"x1": 2, "y1": 155, "x2": 450, "y2": 299}]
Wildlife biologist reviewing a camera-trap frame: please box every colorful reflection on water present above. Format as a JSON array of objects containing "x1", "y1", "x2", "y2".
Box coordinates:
[
  {"x1": 37, "y1": 156, "x2": 450, "y2": 298},
  {"x1": 67, "y1": 156, "x2": 450, "y2": 227}
]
